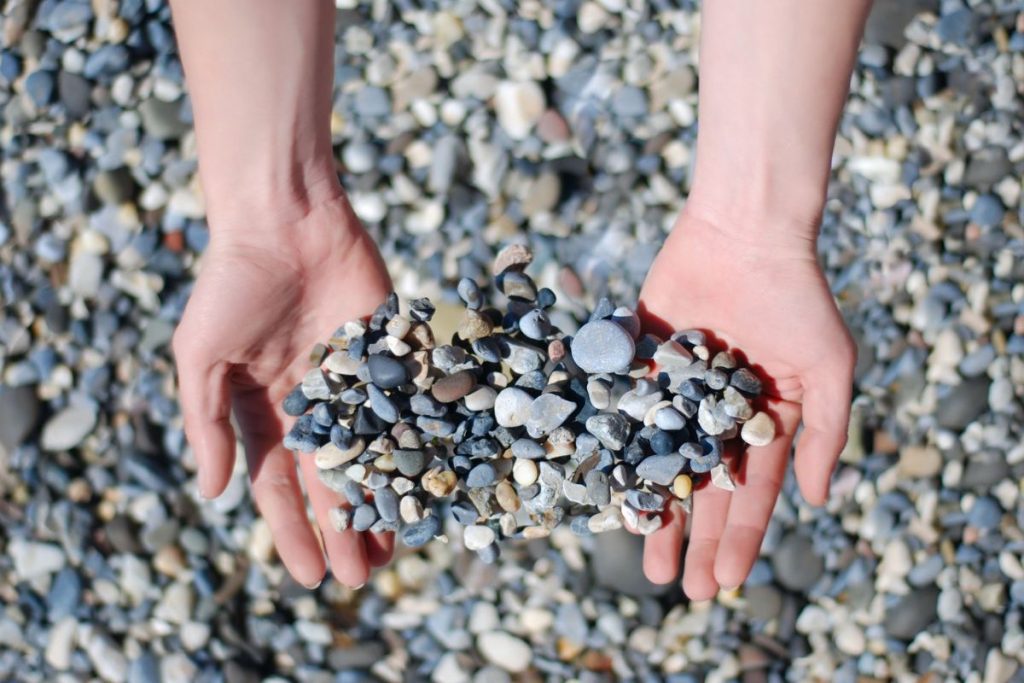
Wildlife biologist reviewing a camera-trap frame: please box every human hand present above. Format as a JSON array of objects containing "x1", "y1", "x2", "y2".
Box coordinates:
[
  {"x1": 635, "y1": 207, "x2": 855, "y2": 599},
  {"x1": 173, "y1": 192, "x2": 394, "y2": 588}
]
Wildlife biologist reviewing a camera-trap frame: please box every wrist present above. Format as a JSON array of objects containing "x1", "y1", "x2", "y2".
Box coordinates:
[{"x1": 200, "y1": 154, "x2": 346, "y2": 231}]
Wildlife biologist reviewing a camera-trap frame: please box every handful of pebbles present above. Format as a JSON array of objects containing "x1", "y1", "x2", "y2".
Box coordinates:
[{"x1": 282, "y1": 245, "x2": 775, "y2": 561}]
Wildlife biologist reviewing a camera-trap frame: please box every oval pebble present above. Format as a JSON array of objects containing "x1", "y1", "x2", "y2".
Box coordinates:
[{"x1": 570, "y1": 319, "x2": 635, "y2": 373}]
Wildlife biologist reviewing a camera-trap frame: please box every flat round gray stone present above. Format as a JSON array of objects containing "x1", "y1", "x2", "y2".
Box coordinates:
[
  {"x1": 571, "y1": 320, "x2": 635, "y2": 373},
  {"x1": 771, "y1": 533, "x2": 824, "y2": 591},
  {"x1": 41, "y1": 403, "x2": 97, "y2": 451}
]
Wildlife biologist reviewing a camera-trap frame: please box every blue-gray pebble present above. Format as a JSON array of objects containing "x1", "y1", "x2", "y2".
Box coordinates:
[{"x1": 571, "y1": 320, "x2": 635, "y2": 373}]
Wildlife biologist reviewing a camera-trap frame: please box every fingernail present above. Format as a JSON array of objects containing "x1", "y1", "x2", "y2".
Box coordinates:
[
  {"x1": 303, "y1": 578, "x2": 323, "y2": 590},
  {"x1": 721, "y1": 584, "x2": 739, "y2": 592},
  {"x1": 353, "y1": 582, "x2": 365, "y2": 590}
]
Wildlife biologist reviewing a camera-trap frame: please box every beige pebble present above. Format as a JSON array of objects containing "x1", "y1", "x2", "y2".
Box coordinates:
[
  {"x1": 672, "y1": 474, "x2": 693, "y2": 499},
  {"x1": 512, "y1": 458, "x2": 539, "y2": 486},
  {"x1": 422, "y1": 468, "x2": 458, "y2": 497},
  {"x1": 740, "y1": 411, "x2": 776, "y2": 447},
  {"x1": 314, "y1": 439, "x2": 364, "y2": 470}
]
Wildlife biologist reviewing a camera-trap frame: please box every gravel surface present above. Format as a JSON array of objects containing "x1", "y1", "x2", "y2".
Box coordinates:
[{"x1": 1, "y1": 0, "x2": 1024, "y2": 680}]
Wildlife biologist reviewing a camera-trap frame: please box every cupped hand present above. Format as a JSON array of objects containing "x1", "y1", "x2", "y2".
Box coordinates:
[
  {"x1": 173, "y1": 192, "x2": 393, "y2": 588},
  {"x1": 635, "y1": 208, "x2": 856, "y2": 599}
]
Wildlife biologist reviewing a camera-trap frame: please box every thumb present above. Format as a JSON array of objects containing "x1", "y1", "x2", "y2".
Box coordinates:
[{"x1": 172, "y1": 321, "x2": 237, "y2": 499}]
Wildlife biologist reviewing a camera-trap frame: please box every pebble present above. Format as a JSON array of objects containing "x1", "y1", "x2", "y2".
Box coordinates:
[
  {"x1": 771, "y1": 534, "x2": 824, "y2": 591},
  {"x1": 494, "y1": 388, "x2": 533, "y2": 428},
  {"x1": 464, "y1": 525, "x2": 496, "y2": 551},
  {"x1": 432, "y1": 370, "x2": 477, "y2": 403},
  {"x1": 740, "y1": 412, "x2": 776, "y2": 447},
  {"x1": 635, "y1": 454, "x2": 684, "y2": 486},
  {"x1": 493, "y1": 81, "x2": 545, "y2": 140},
  {"x1": 368, "y1": 354, "x2": 410, "y2": 389},
  {"x1": 585, "y1": 413, "x2": 629, "y2": 450},
  {"x1": 525, "y1": 393, "x2": 576, "y2": 437},
  {"x1": 40, "y1": 403, "x2": 97, "y2": 451},
  {"x1": 512, "y1": 459, "x2": 539, "y2": 486},
  {"x1": 571, "y1": 320, "x2": 636, "y2": 373},
  {"x1": 477, "y1": 631, "x2": 532, "y2": 672}
]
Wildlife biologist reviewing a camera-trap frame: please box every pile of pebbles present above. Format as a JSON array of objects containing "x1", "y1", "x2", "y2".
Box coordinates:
[
  {"x1": 283, "y1": 245, "x2": 773, "y2": 556},
  {"x1": 1, "y1": 0, "x2": 1024, "y2": 680}
]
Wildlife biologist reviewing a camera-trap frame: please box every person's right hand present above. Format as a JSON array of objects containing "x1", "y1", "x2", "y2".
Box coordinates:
[
  {"x1": 635, "y1": 206, "x2": 856, "y2": 598},
  {"x1": 173, "y1": 190, "x2": 394, "y2": 588}
]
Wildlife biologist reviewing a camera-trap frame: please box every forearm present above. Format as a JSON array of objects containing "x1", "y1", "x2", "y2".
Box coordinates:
[
  {"x1": 169, "y1": 0, "x2": 341, "y2": 226},
  {"x1": 688, "y1": 0, "x2": 872, "y2": 237}
]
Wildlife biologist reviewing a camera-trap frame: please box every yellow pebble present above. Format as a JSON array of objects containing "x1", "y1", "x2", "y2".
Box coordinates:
[{"x1": 673, "y1": 474, "x2": 693, "y2": 500}]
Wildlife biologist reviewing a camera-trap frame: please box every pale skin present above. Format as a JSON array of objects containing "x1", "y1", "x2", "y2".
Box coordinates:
[{"x1": 169, "y1": 0, "x2": 869, "y2": 595}]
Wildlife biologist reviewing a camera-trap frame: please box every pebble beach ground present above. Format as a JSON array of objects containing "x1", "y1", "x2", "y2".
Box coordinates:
[{"x1": 1, "y1": 0, "x2": 1023, "y2": 681}]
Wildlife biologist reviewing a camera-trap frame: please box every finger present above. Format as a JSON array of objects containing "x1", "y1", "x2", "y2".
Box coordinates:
[
  {"x1": 793, "y1": 357, "x2": 855, "y2": 506},
  {"x1": 298, "y1": 455, "x2": 371, "y2": 587},
  {"x1": 365, "y1": 530, "x2": 395, "y2": 568},
  {"x1": 244, "y1": 435, "x2": 327, "y2": 588},
  {"x1": 643, "y1": 501, "x2": 686, "y2": 584},
  {"x1": 172, "y1": 333, "x2": 236, "y2": 499},
  {"x1": 682, "y1": 480, "x2": 731, "y2": 600},
  {"x1": 714, "y1": 400, "x2": 800, "y2": 589}
]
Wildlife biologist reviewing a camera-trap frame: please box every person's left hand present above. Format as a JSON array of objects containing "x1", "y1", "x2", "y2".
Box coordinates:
[{"x1": 633, "y1": 207, "x2": 856, "y2": 599}]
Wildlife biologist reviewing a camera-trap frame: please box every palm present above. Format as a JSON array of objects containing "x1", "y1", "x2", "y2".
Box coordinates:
[
  {"x1": 174, "y1": 195, "x2": 393, "y2": 588},
  {"x1": 637, "y1": 213, "x2": 855, "y2": 598}
]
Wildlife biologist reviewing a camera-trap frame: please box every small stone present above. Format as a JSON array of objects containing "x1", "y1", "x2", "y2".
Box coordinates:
[
  {"x1": 40, "y1": 403, "x2": 97, "y2": 451},
  {"x1": 513, "y1": 459, "x2": 539, "y2": 486},
  {"x1": 368, "y1": 354, "x2": 410, "y2": 389},
  {"x1": 467, "y1": 463, "x2": 497, "y2": 488},
  {"x1": 464, "y1": 386, "x2": 497, "y2": 411},
  {"x1": 367, "y1": 384, "x2": 399, "y2": 423},
  {"x1": 730, "y1": 367, "x2": 763, "y2": 395},
  {"x1": 314, "y1": 439, "x2": 364, "y2": 469},
  {"x1": 329, "y1": 507, "x2": 351, "y2": 532},
  {"x1": 0, "y1": 384, "x2": 39, "y2": 457},
  {"x1": 968, "y1": 496, "x2": 1003, "y2": 530},
  {"x1": 477, "y1": 631, "x2": 532, "y2": 673},
  {"x1": 494, "y1": 388, "x2": 533, "y2": 427},
  {"x1": 771, "y1": 534, "x2": 824, "y2": 591},
  {"x1": 10, "y1": 539, "x2": 65, "y2": 579},
  {"x1": 375, "y1": 487, "x2": 400, "y2": 523},
  {"x1": 585, "y1": 413, "x2": 629, "y2": 450},
  {"x1": 741, "y1": 411, "x2": 776, "y2": 447},
  {"x1": 464, "y1": 525, "x2": 496, "y2": 550},
  {"x1": 457, "y1": 278, "x2": 483, "y2": 309},
  {"x1": 402, "y1": 515, "x2": 441, "y2": 548},
  {"x1": 636, "y1": 454, "x2": 684, "y2": 486},
  {"x1": 423, "y1": 469, "x2": 458, "y2": 497},
  {"x1": 492, "y1": 244, "x2": 533, "y2": 275},
  {"x1": 697, "y1": 397, "x2": 732, "y2": 436},
  {"x1": 352, "y1": 505, "x2": 378, "y2": 531},
  {"x1": 494, "y1": 81, "x2": 545, "y2": 140},
  {"x1": 393, "y1": 449, "x2": 428, "y2": 478},
  {"x1": 588, "y1": 507, "x2": 623, "y2": 533},
  {"x1": 526, "y1": 393, "x2": 576, "y2": 438},
  {"x1": 432, "y1": 370, "x2": 477, "y2": 404},
  {"x1": 301, "y1": 368, "x2": 331, "y2": 400},
  {"x1": 672, "y1": 474, "x2": 693, "y2": 499},
  {"x1": 400, "y1": 495, "x2": 424, "y2": 523},
  {"x1": 571, "y1": 320, "x2": 636, "y2": 373},
  {"x1": 721, "y1": 386, "x2": 754, "y2": 420},
  {"x1": 710, "y1": 463, "x2": 736, "y2": 491},
  {"x1": 884, "y1": 587, "x2": 939, "y2": 640},
  {"x1": 898, "y1": 445, "x2": 943, "y2": 477},
  {"x1": 495, "y1": 481, "x2": 520, "y2": 512},
  {"x1": 563, "y1": 480, "x2": 589, "y2": 504},
  {"x1": 653, "y1": 406, "x2": 686, "y2": 430},
  {"x1": 584, "y1": 470, "x2": 610, "y2": 506}
]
